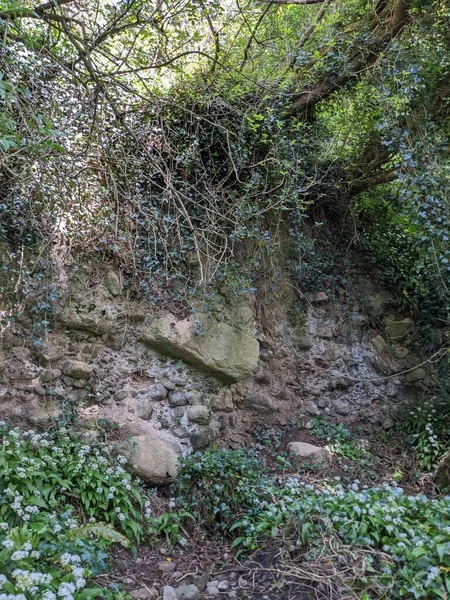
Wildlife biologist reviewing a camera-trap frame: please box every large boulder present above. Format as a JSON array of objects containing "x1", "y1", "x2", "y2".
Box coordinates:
[
  {"x1": 142, "y1": 307, "x2": 259, "y2": 383},
  {"x1": 122, "y1": 430, "x2": 182, "y2": 485}
]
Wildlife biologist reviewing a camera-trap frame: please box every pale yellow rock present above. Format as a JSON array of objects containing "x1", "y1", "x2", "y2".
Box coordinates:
[
  {"x1": 142, "y1": 307, "x2": 259, "y2": 382},
  {"x1": 122, "y1": 431, "x2": 181, "y2": 486}
]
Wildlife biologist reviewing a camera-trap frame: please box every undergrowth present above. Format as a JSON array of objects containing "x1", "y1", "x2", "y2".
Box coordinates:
[
  {"x1": 0, "y1": 422, "x2": 148, "y2": 599},
  {"x1": 169, "y1": 447, "x2": 450, "y2": 599}
]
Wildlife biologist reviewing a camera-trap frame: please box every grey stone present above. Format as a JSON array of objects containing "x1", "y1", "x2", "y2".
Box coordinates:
[
  {"x1": 104, "y1": 271, "x2": 122, "y2": 297},
  {"x1": 190, "y1": 429, "x2": 211, "y2": 450},
  {"x1": 187, "y1": 405, "x2": 210, "y2": 425},
  {"x1": 187, "y1": 392, "x2": 202, "y2": 405},
  {"x1": 38, "y1": 346, "x2": 64, "y2": 366},
  {"x1": 330, "y1": 375, "x2": 353, "y2": 390},
  {"x1": 128, "y1": 308, "x2": 146, "y2": 323},
  {"x1": 142, "y1": 384, "x2": 168, "y2": 402},
  {"x1": 191, "y1": 575, "x2": 208, "y2": 591},
  {"x1": 381, "y1": 417, "x2": 395, "y2": 430},
  {"x1": 162, "y1": 379, "x2": 176, "y2": 391},
  {"x1": 404, "y1": 367, "x2": 427, "y2": 384},
  {"x1": 71, "y1": 378, "x2": 88, "y2": 389},
  {"x1": 114, "y1": 390, "x2": 129, "y2": 402},
  {"x1": 217, "y1": 581, "x2": 230, "y2": 591},
  {"x1": 41, "y1": 369, "x2": 61, "y2": 383},
  {"x1": 61, "y1": 306, "x2": 114, "y2": 336},
  {"x1": 130, "y1": 588, "x2": 152, "y2": 600},
  {"x1": 317, "y1": 398, "x2": 328, "y2": 409},
  {"x1": 62, "y1": 360, "x2": 93, "y2": 380},
  {"x1": 171, "y1": 425, "x2": 189, "y2": 439},
  {"x1": 305, "y1": 401, "x2": 319, "y2": 415},
  {"x1": 105, "y1": 334, "x2": 126, "y2": 351},
  {"x1": 318, "y1": 324, "x2": 334, "y2": 340},
  {"x1": 288, "y1": 442, "x2": 331, "y2": 466},
  {"x1": 241, "y1": 393, "x2": 277, "y2": 413},
  {"x1": 34, "y1": 386, "x2": 46, "y2": 397},
  {"x1": 175, "y1": 585, "x2": 200, "y2": 600},
  {"x1": 162, "y1": 587, "x2": 178, "y2": 600},
  {"x1": 158, "y1": 561, "x2": 176, "y2": 573},
  {"x1": 334, "y1": 400, "x2": 351, "y2": 416},
  {"x1": 228, "y1": 593, "x2": 237, "y2": 600},
  {"x1": 205, "y1": 588, "x2": 219, "y2": 597},
  {"x1": 168, "y1": 390, "x2": 190, "y2": 407},
  {"x1": 136, "y1": 399, "x2": 153, "y2": 420}
]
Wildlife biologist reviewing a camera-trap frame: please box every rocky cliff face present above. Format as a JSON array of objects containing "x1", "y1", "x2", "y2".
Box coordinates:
[{"x1": 0, "y1": 264, "x2": 433, "y2": 484}]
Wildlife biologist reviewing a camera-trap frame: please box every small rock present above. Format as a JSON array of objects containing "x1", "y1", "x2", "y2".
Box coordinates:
[
  {"x1": 142, "y1": 384, "x2": 168, "y2": 401},
  {"x1": 168, "y1": 390, "x2": 190, "y2": 407},
  {"x1": 171, "y1": 425, "x2": 189, "y2": 439},
  {"x1": 393, "y1": 345, "x2": 410, "y2": 359},
  {"x1": 241, "y1": 393, "x2": 277, "y2": 413},
  {"x1": 158, "y1": 561, "x2": 176, "y2": 573},
  {"x1": 305, "y1": 401, "x2": 319, "y2": 415},
  {"x1": 318, "y1": 324, "x2": 334, "y2": 340},
  {"x1": 308, "y1": 291, "x2": 329, "y2": 305},
  {"x1": 288, "y1": 442, "x2": 331, "y2": 467},
  {"x1": 330, "y1": 375, "x2": 353, "y2": 390},
  {"x1": 162, "y1": 586, "x2": 177, "y2": 600},
  {"x1": 190, "y1": 429, "x2": 211, "y2": 450},
  {"x1": 175, "y1": 584, "x2": 200, "y2": 600},
  {"x1": 191, "y1": 575, "x2": 207, "y2": 591},
  {"x1": 62, "y1": 360, "x2": 93, "y2": 380},
  {"x1": 317, "y1": 398, "x2": 328, "y2": 409},
  {"x1": 106, "y1": 334, "x2": 126, "y2": 351},
  {"x1": 34, "y1": 385, "x2": 46, "y2": 397},
  {"x1": 114, "y1": 390, "x2": 129, "y2": 402},
  {"x1": 130, "y1": 588, "x2": 152, "y2": 600},
  {"x1": 38, "y1": 346, "x2": 65, "y2": 366},
  {"x1": 211, "y1": 389, "x2": 234, "y2": 412},
  {"x1": 187, "y1": 405, "x2": 210, "y2": 425},
  {"x1": 105, "y1": 271, "x2": 122, "y2": 296},
  {"x1": 334, "y1": 400, "x2": 351, "y2": 416},
  {"x1": 205, "y1": 587, "x2": 219, "y2": 597},
  {"x1": 41, "y1": 369, "x2": 61, "y2": 383},
  {"x1": 162, "y1": 379, "x2": 176, "y2": 391},
  {"x1": 228, "y1": 593, "x2": 237, "y2": 600},
  {"x1": 382, "y1": 417, "x2": 395, "y2": 430},
  {"x1": 404, "y1": 367, "x2": 427, "y2": 384},
  {"x1": 217, "y1": 581, "x2": 230, "y2": 591},
  {"x1": 237, "y1": 577, "x2": 247, "y2": 588}
]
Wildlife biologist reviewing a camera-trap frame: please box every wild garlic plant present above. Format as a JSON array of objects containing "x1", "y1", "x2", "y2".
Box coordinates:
[{"x1": 0, "y1": 422, "x2": 150, "y2": 599}]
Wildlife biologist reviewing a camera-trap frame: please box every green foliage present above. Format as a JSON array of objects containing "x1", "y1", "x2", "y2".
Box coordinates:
[
  {"x1": 307, "y1": 415, "x2": 374, "y2": 465},
  {"x1": 400, "y1": 399, "x2": 450, "y2": 471},
  {"x1": 170, "y1": 447, "x2": 450, "y2": 598},
  {"x1": 174, "y1": 447, "x2": 272, "y2": 534},
  {"x1": 0, "y1": 422, "x2": 151, "y2": 599}
]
